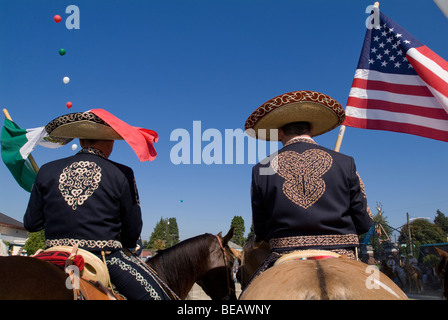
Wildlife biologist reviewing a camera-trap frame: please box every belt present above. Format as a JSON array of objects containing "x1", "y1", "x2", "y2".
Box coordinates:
[{"x1": 269, "y1": 233, "x2": 359, "y2": 250}]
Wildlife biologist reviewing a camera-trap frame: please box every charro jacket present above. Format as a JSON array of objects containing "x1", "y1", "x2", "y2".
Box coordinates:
[
  {"x1": 24, "y1": 147, "x2": 142, "y2": 252},
  {"x1": 251, "y1": 137, "x2": 372, "y2": 252}
]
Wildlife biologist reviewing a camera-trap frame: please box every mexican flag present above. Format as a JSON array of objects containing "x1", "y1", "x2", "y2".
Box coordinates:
[{"x1": 1, "y1": 119, "x2": 62, "y2": 192}]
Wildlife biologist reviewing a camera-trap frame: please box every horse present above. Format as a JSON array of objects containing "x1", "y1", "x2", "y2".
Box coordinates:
[
  {"x1": 237, "y1": 237, "x2": 408, "y2": 300},
  {"x1": 237, "y1": 236, "x2": 270, "y2": 290},
  {"x1": 0, "y1": 229, "x2": 236, "y2": 300},
  {"x1": 435, "y1": 247, "x2": 448, "y2": 300},
  {"x1": 403, "y1": 261, "x2": 423, "y2": 294},
  {"x1": 381, "y1": 260, "x2": 408, "y2": 292},
  {"x1": 146, "y1": 229, "x2": 236, "y2": 300}
]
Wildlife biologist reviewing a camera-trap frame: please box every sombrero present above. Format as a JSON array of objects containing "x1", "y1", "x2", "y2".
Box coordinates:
[
  {"x1": 244, "y1": 90, "x2": 345, "y2": 141},
  {"x1": 45, "y1": 109, "x2": 158, "y2": 162},
  {"x1": 45, "y1": 111, "x2": 123, "y2": 142}
]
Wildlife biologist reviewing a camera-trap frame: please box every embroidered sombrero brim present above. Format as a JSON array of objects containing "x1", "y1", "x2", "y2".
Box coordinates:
[
  {"x1": 244, "y1": 90, "x2": 345, "y2": 141},
  {"x1": 45, "y1": 112, "x2": 123, "y2": 141}
]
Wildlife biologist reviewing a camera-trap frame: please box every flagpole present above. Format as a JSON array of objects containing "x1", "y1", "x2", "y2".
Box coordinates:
[
  {"x1": 334, "y1": 1, "x2": 379, "y2": 153},
  {"x1": 2, "y1": 108, "x2": 39, "y2": 174},
  {"x1": 334, "y1": 125, "x2": 345, "y2": 152}
]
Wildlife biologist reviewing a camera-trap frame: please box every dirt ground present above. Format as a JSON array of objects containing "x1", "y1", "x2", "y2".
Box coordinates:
[{"x1": 186, "y1": 282, "x2": 242, "y2": 300}]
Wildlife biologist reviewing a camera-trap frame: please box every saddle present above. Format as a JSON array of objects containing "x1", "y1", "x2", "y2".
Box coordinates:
[
  {"x1": 34, "y1": 245, "x2": 122, "y2": 300},
  {"x1": 274, "y1": 249, "x2": 341, "y2": 266}
]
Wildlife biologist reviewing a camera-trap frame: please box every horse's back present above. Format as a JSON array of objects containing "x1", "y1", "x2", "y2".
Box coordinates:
[
  {"x1": 240, "y1": 257, "x2": 408, "y2": 300},
  {"x1": 0, "y1": 256, "x2": 73, "y2": 300}
]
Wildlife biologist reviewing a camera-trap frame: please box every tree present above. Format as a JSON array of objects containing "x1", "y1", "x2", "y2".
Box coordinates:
[
  {"x1": 434, "y1": 209, "x2": 448, "y2": 235},
  {"x1": 398, "y1": 219, "x2": 445, "y2": 257},
  {"x1": 166, "y1": 217, "x2": 180, "y2": 247},
  {"x1": 230, "y1": 216, "x2": 245, "y2": 246},
  {"x1": 373, "y1": 203, "x2": 394, "y2": 242},
  {"x1": 24, "y1": 230, "x2": 45, "y2": 255},
  {"x1": 247, "y1": 224, "x2": 255, "y2": 240},
  {"x1": 147, "y1": 217, "x2": 180, "y2": 250}
]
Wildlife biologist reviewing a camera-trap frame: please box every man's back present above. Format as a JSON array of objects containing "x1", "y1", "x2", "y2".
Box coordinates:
[
  {"x1": 251, "y1": 137, "x2": 372, "y2": 251},
  {"x1": 24, "y1": 147, "x2": 142, "y2": 252}
]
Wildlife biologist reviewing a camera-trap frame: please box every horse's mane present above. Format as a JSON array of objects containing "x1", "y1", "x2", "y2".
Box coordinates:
[{"x1": 147, "y1": 233, "x2": 215, "y2": 286}]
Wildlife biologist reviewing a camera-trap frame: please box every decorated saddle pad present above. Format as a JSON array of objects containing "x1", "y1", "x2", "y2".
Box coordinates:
[{"x1": 33, "y1": 250, "x2": 85, "y2": 271}]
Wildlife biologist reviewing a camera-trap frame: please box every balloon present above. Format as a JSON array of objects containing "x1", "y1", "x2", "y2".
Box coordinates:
[
  {"x1": 63, "y1": 76, "x2": 70, "y2": 84},
  {"x1": 66, "y1": 101, "x2": 73, "y2": 109},
  {"x1": 71, "y1": 144, "x2": 78, "y2": 151},
  {"x1": 54, "y1": 15, "x2": 62, "y2": 23},
  {"x1": 59, "y1": 48, "x2": 66, "y2": 56}
]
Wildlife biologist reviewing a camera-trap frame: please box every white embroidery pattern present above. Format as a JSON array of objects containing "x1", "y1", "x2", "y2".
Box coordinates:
[
  {"x1": 107, "y1": 251, "x2": 162, "y2": 300},
  {"x1": 59, "y1": 161, "x2": 102, "y2": 210},
  {"x1": 46, "y1": 238, "x2": 122, "y2": 249}
]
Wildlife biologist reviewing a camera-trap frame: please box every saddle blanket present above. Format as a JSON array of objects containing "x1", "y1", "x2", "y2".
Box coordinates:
[{"x1": 33, "y1": 250, "x2": 85, "y2": 272}]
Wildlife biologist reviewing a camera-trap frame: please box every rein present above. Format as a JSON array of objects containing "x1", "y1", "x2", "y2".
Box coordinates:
[{"x1": 215, "y1": 235, "x2": 233, "y2": 300}]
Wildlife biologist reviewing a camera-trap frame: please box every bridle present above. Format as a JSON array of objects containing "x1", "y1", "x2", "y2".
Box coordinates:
[{"x1": 215, "y1": 235, "x2": 234, "y2": 300}]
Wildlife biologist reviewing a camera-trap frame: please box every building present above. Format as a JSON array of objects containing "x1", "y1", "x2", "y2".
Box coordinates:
[{"x1": 0, "y1": 212, "x2": 28, "y2": 255}]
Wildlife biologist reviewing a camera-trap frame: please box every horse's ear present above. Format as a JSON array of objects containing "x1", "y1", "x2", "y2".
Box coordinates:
[
  {"x1": 229, "y1": 247, "x2": 242, "y2": 263},
  {"x1": 222, "y1": 227, "x2": 234, "y2": 246},
  {"x1": 435, "y1": 247, "x2": 448, "y2": 259}
]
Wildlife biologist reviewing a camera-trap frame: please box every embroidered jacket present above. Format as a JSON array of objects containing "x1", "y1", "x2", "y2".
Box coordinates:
[
  {"x1": 251, "y1": 138, "x2": 372, "y2": 251},
  {"x1": 24, "y1": 147, "x2": 142, "y2": 252}
]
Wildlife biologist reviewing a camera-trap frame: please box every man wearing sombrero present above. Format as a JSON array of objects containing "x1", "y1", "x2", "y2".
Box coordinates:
[
  {"x1": 23, "y1": 109, "x2": 172, "y2": 300},
  {"x1": 245, "y1": 91, "x2": 373, "y2": 276}
]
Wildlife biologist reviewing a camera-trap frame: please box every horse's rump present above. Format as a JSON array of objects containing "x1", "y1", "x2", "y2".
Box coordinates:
[
  {"x1": 240, "y1": 257, "x2": 408, "y2": 300},
  {"x1": 0, "y1": 256, "x2": 73, "y2": 300}
]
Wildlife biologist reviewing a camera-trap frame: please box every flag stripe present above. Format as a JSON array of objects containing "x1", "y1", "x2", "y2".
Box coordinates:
[
  {"x1": 345, "y1": 107, "x2": 448, "y2": 131},
  {"x1": 353, "y1": 69, "x2": 424, "y2": 86},
  {"x1": 350, "y1": 77, "x2": 433, "y2": 97},
  {"x1": 407, "y1": 48, "x2": 448, "y2": 98},
  {"x1": 90, "y1": 109, "x2": 158, "y2": 162},
  {"x1": 344, "y1": 116, "x2": 448, "y2": 142},
  {"x1": 411, "y1": 46, "x2": 448, "y2": 75},
  {"x1": 348, "y1": 86, "x2": 442, "y2": 109},
  {"x1": 346, "y1": 96, "x2": 448, "y2": 120},
  {"x1": 1, "y1": 119, "x2": 37, "y2": 192},
  {"x1": 21, "y1": 127, "x2": 47, "y2": 160}
]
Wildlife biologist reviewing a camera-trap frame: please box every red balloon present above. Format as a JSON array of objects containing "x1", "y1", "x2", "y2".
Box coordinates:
[
  {"x1": 54, "y1": 15, "x2": 62, "y2": 23},
  {"x1": 66, "y1": 102, "x2": 73, "y2": 109}
]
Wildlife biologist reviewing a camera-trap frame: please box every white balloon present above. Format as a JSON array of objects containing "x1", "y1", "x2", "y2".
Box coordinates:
[
  {"x1": 63, "y1": 76, "x2": 70, "y2": 84},
  {"x1": 71, "y1": 143, "x2": 78, "y2": 151}
]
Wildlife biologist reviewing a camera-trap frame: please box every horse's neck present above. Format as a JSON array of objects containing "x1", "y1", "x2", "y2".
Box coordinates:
[{"x1": 146, "y1": 244, "x2": 209, "y2": 299}]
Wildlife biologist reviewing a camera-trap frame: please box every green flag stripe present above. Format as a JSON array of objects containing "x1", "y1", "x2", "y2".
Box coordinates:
[{"x1": 1, "y1": 119, "x2": 37, "y2": 192}]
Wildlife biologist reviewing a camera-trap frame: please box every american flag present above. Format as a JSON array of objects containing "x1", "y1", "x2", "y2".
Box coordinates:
[{"x1": 344, "y1": 11, "x2": 448, "y2": 142}]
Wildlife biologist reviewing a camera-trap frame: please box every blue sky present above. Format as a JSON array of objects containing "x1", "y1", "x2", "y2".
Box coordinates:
[{"x1": 1, "y1": 0, "x2": 448, "y2": 242}]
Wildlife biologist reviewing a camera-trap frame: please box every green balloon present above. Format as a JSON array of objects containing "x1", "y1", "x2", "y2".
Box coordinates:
[{"x1": 59, "y1": 48, "x2": 66, "y2": 56}]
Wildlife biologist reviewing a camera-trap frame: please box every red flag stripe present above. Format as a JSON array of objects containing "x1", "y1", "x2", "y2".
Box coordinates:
[
  {"x1": 90, "y1": 109, "x2": 158, "y2": 162},
  {"x1": 348, "y1": 85, "x2": 442, "y2": 109},
  {"x1": 351, "y1": 77, "x2": 433, "y2": 97},
  {"x1": 345, "y1": 106, "x2": 448, "y2": 131},
  {"x1": 414, "y1": 46, "x2": 448, "y2": 74},
  {"x1": 407, "y1": 49, "x2": 448, "y2": 100},
  {"x1": 344, "y1": 116, "x2": 448, "y2": 142},
  {"x1": 346, "y1": 96, "x2": 448, "y2": 120}
]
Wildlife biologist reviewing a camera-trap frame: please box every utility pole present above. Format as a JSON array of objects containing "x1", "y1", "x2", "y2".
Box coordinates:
[{"x1": 407, "y1": 212, "x2": 413, "y2": 256}]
